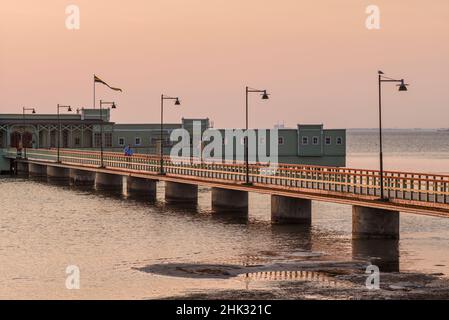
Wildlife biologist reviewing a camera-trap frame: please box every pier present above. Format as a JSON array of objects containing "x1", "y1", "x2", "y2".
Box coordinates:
[{"x1": 6, "y1": 148, "x2": 449, "y2": 240}]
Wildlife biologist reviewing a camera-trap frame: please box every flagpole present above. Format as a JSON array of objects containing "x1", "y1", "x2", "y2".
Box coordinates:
[{"x1": 93, "y1": 74, "x2": 96, "y2": 109}]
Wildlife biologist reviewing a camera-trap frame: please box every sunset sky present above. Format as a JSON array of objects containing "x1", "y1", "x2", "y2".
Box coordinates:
[{"x1": 0, "y1": 0, "x2": 448, "y2": 129}]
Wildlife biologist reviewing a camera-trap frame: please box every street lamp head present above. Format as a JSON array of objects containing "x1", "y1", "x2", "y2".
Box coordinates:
[
  {"x1": 175, "y1": 98, "x2": 181, "y2": 106},
  {"x1": 32, "y1": 109, "x2": 36, "y2": 114},
  {"x1": 261, "y1": 91, "x2": 269, "y2": 100},
  {"x1": 67, "y1": 106, "x2": 72, "y2": 112},
  {"x1": 398, "y1": 79, "x2": 408, "y2": 92},
  {"x1": 112, "y1": 102, "x2": 117, "y2": 109}
]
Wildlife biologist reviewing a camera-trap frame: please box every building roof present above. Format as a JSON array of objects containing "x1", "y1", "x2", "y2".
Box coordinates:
[
  {"x1": 113, "y1": 123, "x2": 181, "y2": 129},
  {"x1": 0, "y1": 112, "x2": 113, "y2": 125},
  {"x1": 0, "y1": 118, "x2": 112, "y2": 125}
]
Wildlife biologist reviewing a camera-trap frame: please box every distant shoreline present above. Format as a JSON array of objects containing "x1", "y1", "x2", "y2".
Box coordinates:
[{"x1": 347, "y1": 128, "x2": 449, "y2": 132}]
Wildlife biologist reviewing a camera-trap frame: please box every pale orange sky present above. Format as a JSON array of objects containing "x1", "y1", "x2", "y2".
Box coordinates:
[{"x1": 0, "y1": 0, "x2": 448, "y2": 128}]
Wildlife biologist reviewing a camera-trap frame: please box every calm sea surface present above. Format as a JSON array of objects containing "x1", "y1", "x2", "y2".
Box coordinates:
[{"x1": 0, "y1": 129, "x2": 448, "y2": 299}]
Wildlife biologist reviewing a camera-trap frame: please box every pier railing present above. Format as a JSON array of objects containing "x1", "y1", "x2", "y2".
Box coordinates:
[{"x1": 6, "y1": 148, "x2": 449, "y2": 205}]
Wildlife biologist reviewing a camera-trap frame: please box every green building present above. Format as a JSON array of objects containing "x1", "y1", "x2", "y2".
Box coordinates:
[
  {"x1": 0, "y1": 108, "x2": 345, "y2": 172},
  {"x1": 192, "y1": 125, "x2": 345, "y2": 166}
]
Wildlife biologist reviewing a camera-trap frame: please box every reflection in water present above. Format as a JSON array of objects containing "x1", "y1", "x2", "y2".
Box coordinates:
[
  {"x1": 29, "y1": 175, "x2": 47, "y2": 183},
  {"x1": 47, "y1": 177, "x2": 70, "y2": 186},
  {"x1": 224, "y1": 255, "x2": 267, "y2": 267},
  {"x1": 352, "y1": 239, "x2": 400, "y2": 272},
  {"x1": 164, "y1": 202, "x2": 199, "y2": 212},
  {"x1": 270, "y1": 224, "x2": 313, "y2": 253},
  {"x1": 238, "y1": 270, "x2": 340, "y2": 290},
  {"x1": 95, "y1": 186, "x2": 124, "y2": 195},
  {"x1": 136, "y1": 261, "x2": 353, "y2": 292},
  {"x1": 69, "y1": 184, "x2": 95, "y2": 193},
  {"x1": 210, "y1": 210, "x2": 249, "y2": 225},
  {"x1": 1, "y1": 172, "x2": 448, "y2": 299},
  {"x1": 16, "y1": 171, "x2": 29, "y2": 178},
  {"x1": 94, "y1": 188, "x2": 126, "y2": 200},
  {"x1": 1, "y1": 130, "x2": 448, "y2": 299},
  {"x1": 124, "y1": 193, "x2": 157, "y2": 203}
]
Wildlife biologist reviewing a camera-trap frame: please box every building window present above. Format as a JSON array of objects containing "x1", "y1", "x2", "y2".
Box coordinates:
[
  {"x1": 118, "y1": 137, "x2": 125, "y2": 146},
  {"x1": 94, "y1": 133, "x2": 102, "y2": 148},
  {"x1": 62, "y1": 130, "x2": 69, "y2": 148},
  {"x1": 164, "y1": 136, "x2": 171, "y2": 146},
  {"x1": 50, "y1": 130, "x2": 56, "y2": 148},
  {"x1": 336, "y1": 137, "x2": 343, "y2": 145},
  {"x1": 74, "y1": 137, "x2": 81, "y2": 147},
  {"x1": 105, "y1": 133, "x2": 112, "y2": 147},
  {"x1": 135, "y1": 137, "x2": 141, "y2": 146},
  {"x1": 325, "y1": 136, "x2": 331, "y2": 145},
  {"x1": 278, "y1": 137, "x2": 284, "y2": 145},
  {"x1": 312, "y1": 136, "x2": 319, "y2": 145},
  {"x1": 302, "y1": 136, "x2": 309, "y2": 145}
]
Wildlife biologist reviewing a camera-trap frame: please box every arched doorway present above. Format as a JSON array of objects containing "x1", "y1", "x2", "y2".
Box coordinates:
[
  {"x1": 10, "y1": 131, "x2": 34, "y2": 148},
  {"x1": 10, "y1": 131, "x2": 21, "y2": 148},
  {"x1": 23, "y1": 132, "x2": 33, "y2": 148},
  {"x1": 0, "y1": 131, "x2": 5, "y2": 148},
  {"x1": 50, "y1": 130, "x2": 57, "y2": 148},
  {"x1": 62, "y1": 130, "x2": 69, "y2": 148}
]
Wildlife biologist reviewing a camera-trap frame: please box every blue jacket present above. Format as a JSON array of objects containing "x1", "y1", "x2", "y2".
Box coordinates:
[{"x1": 124, "y1": 146, "x2": 133, "y2": 156}]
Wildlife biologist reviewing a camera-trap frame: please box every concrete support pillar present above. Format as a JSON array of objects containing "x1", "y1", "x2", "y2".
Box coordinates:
[
  {"x1": 70, "y1": 169, "x2": 95, "y2": 186},
  {"x1": 352, "y1": 205, "x2": 399, "y2": 239},
  {"x1": 47, "y1": 166, "x2": 70, "y2": 182},
  {"x1": 165, "y1": 181, "x2": 198, "y2": 204},
  {"x1": 127, "y1": 176, "x2": 157, "y2": 199},
  {"x1": 271, "y1": 195, "x2": 312, "y2": 224},
  {"x1": 211, "y1": 187, "x2": 248, "y2": 212},
  {"x1": 95, "y1": 172, "x2": 123, "y2": 191},
  {"x1": 28, "y1": 163, "x2": 47, "y2": 178},
  {"x1": 16, "y1": 161, "x2": 29, "y2": 176}
]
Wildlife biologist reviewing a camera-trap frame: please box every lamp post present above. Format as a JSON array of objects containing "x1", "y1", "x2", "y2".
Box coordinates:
[
  {"x1": 99, "y1": 100, "x2": 117, "y2": 168},
  {"x1": 56, "y1": 104, "x2": 72, "y2": 163},
  {"x1": 377, "y1": 71, "x2": 408, "y2": 200},
  {"x1": 159, "y1": 94, "x2": 180, "y2": 175},
  {"x1": 22, "y1": 107, "x2": 36, "y2": 159},
  {"x1": 244, "y1": 86, "x2": 270, "y2": 185}
]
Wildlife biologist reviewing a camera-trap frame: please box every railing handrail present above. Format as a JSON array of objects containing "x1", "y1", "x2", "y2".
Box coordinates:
[
  {"x1": 10, "y1": 149, "x2": 446, "y2": 185},
  {"x1": 5, "y1": 148, "x2": 449, "y2": 205},
  {"x1": 8, "y1": 147, "x2": 449, "y2": 181}
]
